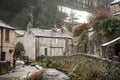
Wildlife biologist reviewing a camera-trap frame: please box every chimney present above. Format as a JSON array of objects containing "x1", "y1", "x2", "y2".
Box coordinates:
[
  {"x1": 27, "y1": 22, "x2": 32, "y2": 33},
  {"x1": 52, "y1": 24, "x2": 57, "y2": 32},
  {"x1": 61, "y1": 25, "x2": 67, "y2": 33}
]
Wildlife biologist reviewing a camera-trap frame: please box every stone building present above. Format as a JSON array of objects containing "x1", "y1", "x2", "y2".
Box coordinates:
[
  {"x1": 15, "y1": 22, "x2": 72, "y2": 60},
  {"x1": 100, "y1": 37, "x2": 120, "y2": 59},
  {"x1": 0, "y1": 20, "x2": 15, "y2": 65},
  {"x1": 110, "y1": 0, "x2": 120, "y2": 18}
]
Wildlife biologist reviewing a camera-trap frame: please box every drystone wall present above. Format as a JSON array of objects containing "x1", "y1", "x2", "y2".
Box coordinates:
[{"x1": 0, "y1": 61, "x2": 11, "y2": 75}]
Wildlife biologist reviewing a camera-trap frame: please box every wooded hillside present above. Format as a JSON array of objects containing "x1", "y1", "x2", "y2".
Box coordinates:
[
  {"x1": 0, "y1": 0, "x2": 113, "y2": 30},
  {"x1": 0, "y1": 0, "x2": 65, "y2": 30}
]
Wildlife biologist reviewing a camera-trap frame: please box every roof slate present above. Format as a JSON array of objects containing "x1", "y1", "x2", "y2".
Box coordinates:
[
  {"x1": 32, "y1": 28, "x2": 72, "y2": 38},
  {"x1": 0, "y1": 20, "x2": 14, "y2": 29},
  {"x1": 16, "y1": 28, "x2": 72, "y2": 39},
  {"x1": 15, "y1": 30, "x2": 26, "y2": 37}
]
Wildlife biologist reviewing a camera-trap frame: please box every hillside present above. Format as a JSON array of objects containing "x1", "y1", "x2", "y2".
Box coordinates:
[
  {"x1": 0, "y1": 0, "x2": 113, "y2": 30},
  {"x1": 0, "y1": 0, "x2": 65, "y2": 30},
  {"x1": 57, "y1": 0, "x2": 114, "y2": 11}
]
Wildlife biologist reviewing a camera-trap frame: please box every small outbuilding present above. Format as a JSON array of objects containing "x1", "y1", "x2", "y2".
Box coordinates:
[{"x1": 100, "y1": 37, "x2": 120, "y2": 59}]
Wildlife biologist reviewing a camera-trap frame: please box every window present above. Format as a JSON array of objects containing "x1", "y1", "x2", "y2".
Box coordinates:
[
  {"x1": 45, "y1": 48, "x2": 47, "y2": 55},
  {"x1": 5, "y1": 29, "x2": 10, "y2": 41},
  {"x1": 1, "y1": 52, "x2": 5, "y2": 61}
]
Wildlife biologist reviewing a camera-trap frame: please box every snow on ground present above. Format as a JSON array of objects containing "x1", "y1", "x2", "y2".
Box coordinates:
[{"x1": 58, "y1": 5, "x2": 92, "y2": 23}]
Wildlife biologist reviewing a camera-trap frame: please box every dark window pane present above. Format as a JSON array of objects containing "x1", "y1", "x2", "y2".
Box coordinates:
[{"x1": 5, "y1": 29, "x2": 9, "y2": 41}]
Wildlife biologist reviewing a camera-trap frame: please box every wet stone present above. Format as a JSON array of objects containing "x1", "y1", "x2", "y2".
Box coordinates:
[{"x1": 42, "y1": 68, "x2": 70, "y2": 80}]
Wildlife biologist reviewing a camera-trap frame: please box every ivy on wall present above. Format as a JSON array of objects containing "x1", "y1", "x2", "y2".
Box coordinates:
[
  {"x1": 93, "y1": 18, "x2": 120, "y2": 37},
  {"x1": 78, "y1": 30, "x2": 88, "y2": 45}
]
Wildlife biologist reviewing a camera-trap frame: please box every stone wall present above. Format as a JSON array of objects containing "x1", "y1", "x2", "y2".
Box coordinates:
[
  {"x1": 44, "y1": 54, "x2": 120, "y2": 80},
  {"x1": 2, "y1": 29, "x2": 15, "y2": 66},
  {"x1": 0, "y1": 61, "x2": 11, "y2": 75}
]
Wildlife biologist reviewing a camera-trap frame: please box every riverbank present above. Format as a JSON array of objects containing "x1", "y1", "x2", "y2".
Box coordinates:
[
  {"x1": 37, "y1": 59, "x2": 82, "y2": 80},
  {"x1": 38, "y1": 54, "x2": 120, "y2": 80},
  {"x1": 42, "y1": 68, "x2": 70, "y2": 80}
]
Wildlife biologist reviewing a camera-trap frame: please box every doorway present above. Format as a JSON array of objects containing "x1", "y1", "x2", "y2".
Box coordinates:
[{"x1": 115, "y1": 44, "x2": 120, "y2": 56}]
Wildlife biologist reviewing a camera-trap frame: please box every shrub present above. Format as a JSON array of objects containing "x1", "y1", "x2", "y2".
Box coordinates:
[
  {"x1": 78, "y1": 30, "x2": 88, "y2": 44},
  {"x1": 93, "y1": 18, "x2": 120, "y2": 36},
  {"x1": 72, "y1": 24, "x2": 88, "y2": 37},
  {"x1": 73, "y1": 64, "x2": 81, "y2": 75},
  {"x1": 14, "y1": 42, "x2": 25, "y2": 58}
]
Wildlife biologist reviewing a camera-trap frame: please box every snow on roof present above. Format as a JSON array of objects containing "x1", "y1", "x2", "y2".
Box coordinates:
[
  {"x1": 31, "y1": 28, "x2": 72, "y2": 38},
  {"x1": 113, "y1": 12, "x2": 120, "y2": 16},
  {"x1": 88, "y1": 27, "x2": 94, "y2": 32},
  {"x1": 0, "y1": 20, "x2": 14, "y2": 29},
  {"x1": 101, "y1": 37, "x2": 120, "y2": 46},
  {"x1": 111, "y1": 0, "x2": 120, "y2": 4},
  {"x1": 15, "y1": 30, "x2": 26, "y2": 36},
  {"x1": 58, "y1": 5, "x2": 92, "y2": 23}
]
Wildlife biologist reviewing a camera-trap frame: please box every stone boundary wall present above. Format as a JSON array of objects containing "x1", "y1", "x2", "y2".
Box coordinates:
[
  {"x1": 0, "y1": 61, "x2": 11, "y2": 75},
  {"x1": 44, "y1": 54, "x2": 120, "y2": 80}
]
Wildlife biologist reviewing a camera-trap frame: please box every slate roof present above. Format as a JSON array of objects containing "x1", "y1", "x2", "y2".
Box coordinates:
[
  {"x1": 32, "y1": 28, "x2": 72, "y2": 38},
  {"x1": 15, "y1": 30, "x2": 26, "y2": 37},
  {"x1": 113, "y1": 12, "x2": 120, "y2": 16},
  {"x1": 111, "y1": 0, "x2": 120, "y2": 4},
  {"x1": 15, "y1": 28, "x2": 72, "y2": 39},
  {"x1": 0, "y1": 20, "x2": 14, "y2": 29}
]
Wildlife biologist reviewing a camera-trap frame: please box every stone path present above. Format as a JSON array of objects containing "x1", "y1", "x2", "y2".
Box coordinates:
[{"x1": 0, "y1": 66, "x2": 38, "y2": 80}]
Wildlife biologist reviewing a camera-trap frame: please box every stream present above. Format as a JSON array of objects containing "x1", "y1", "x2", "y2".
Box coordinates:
[{"x1": 42, "y1": 68, "x2": 70, "y2": 80}]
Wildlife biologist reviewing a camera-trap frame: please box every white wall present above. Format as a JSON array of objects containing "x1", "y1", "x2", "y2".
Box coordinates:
[{"x1": 17, "y1": 32, "x2": 36, "y2": 60}]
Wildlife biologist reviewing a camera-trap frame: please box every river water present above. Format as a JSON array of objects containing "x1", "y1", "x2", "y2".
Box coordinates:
[{"x1": 42, "y1": 68, "x2": 70, "y2": 80}]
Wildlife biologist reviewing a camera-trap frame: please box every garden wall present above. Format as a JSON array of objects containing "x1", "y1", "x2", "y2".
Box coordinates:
[{"x1": 0, "y1": 61, "x2": 11, "y2": 75}]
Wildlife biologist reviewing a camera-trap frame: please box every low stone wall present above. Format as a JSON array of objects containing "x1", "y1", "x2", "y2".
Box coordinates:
[
  {"x1": 44, "y1": 54, "x2": 120, "y2": 80},
  {"x1": 0, "y1": 61, "x2": 11, "y2": 75}
]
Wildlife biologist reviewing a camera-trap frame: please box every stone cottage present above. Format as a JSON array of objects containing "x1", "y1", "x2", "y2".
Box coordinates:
[
  {"x1": 0, "y1": 20, "x2": 15, "y2": 66},
  {"x1": 15, "y1": 22, "x2": 72, "y2": 60},
  {"x1": 110, "y1": 0, "x2": 120, "y2": 18}
]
